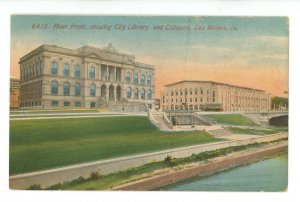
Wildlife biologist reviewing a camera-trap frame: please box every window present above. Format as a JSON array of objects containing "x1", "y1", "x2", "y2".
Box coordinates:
[
  {"x1": 190, "y1": 98, "x2": 192, "y2": 102},
  {"x1": 75, "y1": 102, "x2": 81, "y2": 107},
  {"x1": 127, "y1": 87, "x2": 131, "y2": 98},
  {"x1": 90, "y1": 84, "x2": 96, "y2": 96},
  {"x1": 74, "y1": 65, "x2": 80, "y2": 78},
  {"x1": 89, "y1": 66, "x2": 95, "y2": 79},
  {"x1": 207, "y1": 90, "x2": 209, "y2": 94},
  {"x1": 51, "y1": 81, "x2": 58, "y2": 95},
  {"x1": 126, "y1": 72, "x2": 131, "y2": 83},
  {"x1": 63, "y1": 82, "x2": 70, "y2": 96},
  {"x1": 51, "y1": 62, "x2": 58, "y2": 75},
  {"x1": 195, "y1": 88, "x2": 198, "y2": 95},
  {"x1": 195, "y1": 98, "x2": 198, "y2": 102},
  {"x1": 190, "y1": 89, "x2": 193, "y2": 95},
  {"x1": 180, "y1": 90, "x2": 183, "y2": 96},
  {"x1": 171, "y1": 91, "x2": 174, "y2": 96},
  {"x1": 148, "y1": 90, "x2": 152, "y2": 99},
  {"x1": 75, "y1": 83, "x2": 81, "y2": 96},
  {"x1": 141, "y1": 74, "x2": 145, "y2": 85},
  {"x1": 147, "y1": 75, "x2": 151, "y2": 85},
  {"x1": 200, "y1": 88, "x2": 203, "y2": 95},
  {"x1": 51, "y1": 100, "x2": 59, "y2": 107},
  {"x1": 90, "y1": 102, "x2": 96, "y2": 108},
  {"x1": 64, "y1": 64, "x2": 70, "y2": 77},
  {"x1": 212, "y1": 91, "x2": 216, "y2": 97},
  {"x1": 134, "y1": 88, "x2": 138, "y2": 99},
  {"x1": 141, "y1": 89, "x2": 145, "y2": 99},
  {"x1": 134, "y1": 73, "x2": 138, "y2": 84},
  {"x1": 213, "y1": 98, "x2": 215, "y2": 102},
  {"x1": 64, "y1": 101, "x2": 70, "y2": 107}
]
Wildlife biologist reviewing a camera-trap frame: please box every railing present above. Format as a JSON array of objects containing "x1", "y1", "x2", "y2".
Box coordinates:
[
  {"x1": 163, "y1": 113, "x2": 173, "y2": 129},
  {"x1": 192, "y1": 113, "x2": 214, "y2": 125}
]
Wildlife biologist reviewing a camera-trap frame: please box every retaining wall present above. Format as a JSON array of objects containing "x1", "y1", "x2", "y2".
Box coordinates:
[{"x1": 116, "y1": 142, "x2": 288, "y2": 190}]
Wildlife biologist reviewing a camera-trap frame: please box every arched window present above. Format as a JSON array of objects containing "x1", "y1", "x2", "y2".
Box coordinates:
[
  {"x1": 63, "y1": 82, "x2": 70, "y2": 96},
  {"x1": 64, "y1": 64, "x2": 70, "y2": 77},
  {"x1": 51, "y1": 81, "x2": 58, "y2": 95},
  {"x1": 147, "y1": 89, "x2": 152, "y2": 99},
  {"x1": 51, "y1": 62, "x2": 58, "y2": 75},
  {"x1": 134, "y1": 73, "x2": 138, "y2": 84},
  {"x1": 134, "y1": 88, "x2": 138, "y2": 99},
  {"x1": 141, "y1": 88, "x2": 145, "y2": 99},
  {"x1": 89, "y1": 66, "x2": 95, "y2": 79},
  {"x1": 127, "y1": 87, "x2": 131, "y2": 98},
  {"x1": 74, "y1": 65, "x2": 80, "y2": 79},
  {"x1": 126, "y1": 72, "x2": 131, "y2": 83},
  {"x1": 75, "y1": 83, "x2": 81, "y2": 96},
  {"x1": 147, "y1": 75, "x2": 151, "y2": 85},
  {"x1": 90, "y1": 84, "x2": 96, "y2": 96},
  {"x1": 141, "y1": 74, "x2": 145, "y2": 85}
]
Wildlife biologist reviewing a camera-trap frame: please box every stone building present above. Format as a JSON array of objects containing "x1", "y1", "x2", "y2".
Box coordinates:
[
  {"x1": 160, "y1": 80, "x2": 271, "y2": 112},
  {"x1": 10, "y1": 78, "x2": 20, "y2": 109},
  {"x1": 19, "y1": 44, "x2": 155, "y2": 110}
]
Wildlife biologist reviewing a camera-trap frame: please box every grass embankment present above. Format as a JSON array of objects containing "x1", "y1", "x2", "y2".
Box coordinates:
[
  {"x1": 227, "y1": 127, "x2": 278, "y2": 135},
  {"x1": 37, "y1": 139, "x2": 286, "y2": 190},
  {"x1": 10, "y1": 116, "x2": 220, "y2": 175},
  {"x1": 10, "y1": 108, "x2": 102, "y2": 115},
  {"x1": 205, "y1": 114, "x2": 259, "y2": 126}
]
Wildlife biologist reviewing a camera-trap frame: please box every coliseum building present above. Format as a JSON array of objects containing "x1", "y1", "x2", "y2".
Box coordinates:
[
  {"x1": 19, "y1": 44, "x2": 155, "y2": 110},
  {"x1": 160, "y1": 81, "x2": 271, "y2": 112}
]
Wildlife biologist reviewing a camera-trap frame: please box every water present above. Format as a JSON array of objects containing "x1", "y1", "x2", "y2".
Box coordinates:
[{"x1": 158, "y1": 153, "x2": 288, "y2": 191}]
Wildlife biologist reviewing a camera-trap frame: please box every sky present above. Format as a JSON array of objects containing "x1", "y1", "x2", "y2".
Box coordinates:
[{"x1": 10, "y1": 16, "x2": 289, "y2": 98}]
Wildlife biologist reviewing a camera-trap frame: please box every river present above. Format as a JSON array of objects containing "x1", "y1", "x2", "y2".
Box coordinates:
[{"x1": 157, "y1": 153, "x2": 288, "y2": 191}]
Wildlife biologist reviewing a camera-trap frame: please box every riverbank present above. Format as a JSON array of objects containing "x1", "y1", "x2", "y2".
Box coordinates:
[
  {"x1": 10, "y1": 133, "x2": 287, "y2": 189},
  {"x1": 114, "y1": 141, "x2": 287, "y2": 191}
]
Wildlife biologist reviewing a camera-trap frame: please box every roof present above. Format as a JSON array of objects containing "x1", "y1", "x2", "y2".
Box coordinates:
[
  {"x1": 19, "y1": 44, "x2": 154, "y2": 70},
  {"x1": 164, "y1": 80, "x2": 266, "y2": 92}
]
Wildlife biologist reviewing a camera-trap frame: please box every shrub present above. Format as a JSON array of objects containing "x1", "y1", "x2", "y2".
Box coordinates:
[
  {"x1": 90, "y1": 171, "x2": 102, "y2": 180},
  {"x1": 27, "y1": 184, "x2": 42, "y2": 190},
  {"x1": 164, "y1": 155, "x2": 175, "y2": 167}
]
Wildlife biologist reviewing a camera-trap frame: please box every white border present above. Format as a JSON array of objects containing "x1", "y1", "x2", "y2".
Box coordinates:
[{"x1": 1, "y1": 1, "x2": 300, "y2": 202}]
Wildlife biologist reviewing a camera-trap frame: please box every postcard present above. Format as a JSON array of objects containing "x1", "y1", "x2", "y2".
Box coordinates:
[{"x1": 9, "y1": 15, "x2": 288, "y2": 191}]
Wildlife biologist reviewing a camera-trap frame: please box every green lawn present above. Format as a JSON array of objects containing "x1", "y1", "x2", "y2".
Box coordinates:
[
  {"x1": 227, "y1": 127, "x2": 277, "y2": 135},
  {"x1": 10, "y1": 116, "x2": 220, "y2": 175},
  {"x1": 205, "y1": 114, "x2": 259, "y2": 126}
]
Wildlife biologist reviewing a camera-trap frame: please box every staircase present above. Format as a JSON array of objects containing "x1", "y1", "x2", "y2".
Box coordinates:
[{"x1": 149, "y1": 112, "x2": 173, "y2": 131}]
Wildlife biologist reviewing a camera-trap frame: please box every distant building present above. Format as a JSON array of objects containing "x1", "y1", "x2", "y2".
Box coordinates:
[
  {"x1": 10, "y1": 78, "x2": 20, "y2": 109},
  {"x1": 160, "y1": 80, "x2": 271, "y2": 112},
  {"x1": 19, "y1": 44, "x2": 155, "y2": 109}
]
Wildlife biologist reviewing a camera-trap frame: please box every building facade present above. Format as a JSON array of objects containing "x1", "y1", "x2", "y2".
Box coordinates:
[
  {"x1": 19, "y1": 44, "x2": 155, "y2": 109},
  {"x1": 160, "y1": 81, "x2": 271, "y2": 112},
  {"x1": 10, "y1": 78, "x2": 20, "y2": 109}
]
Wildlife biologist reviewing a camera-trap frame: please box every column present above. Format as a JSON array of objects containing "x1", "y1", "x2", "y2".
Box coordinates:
[
  {"x1": 106, "y1": 65, "x2": 109, "y2": 81},
  {"x1": 106, "y1": 86, "x2": 109, "y2": 101}
]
